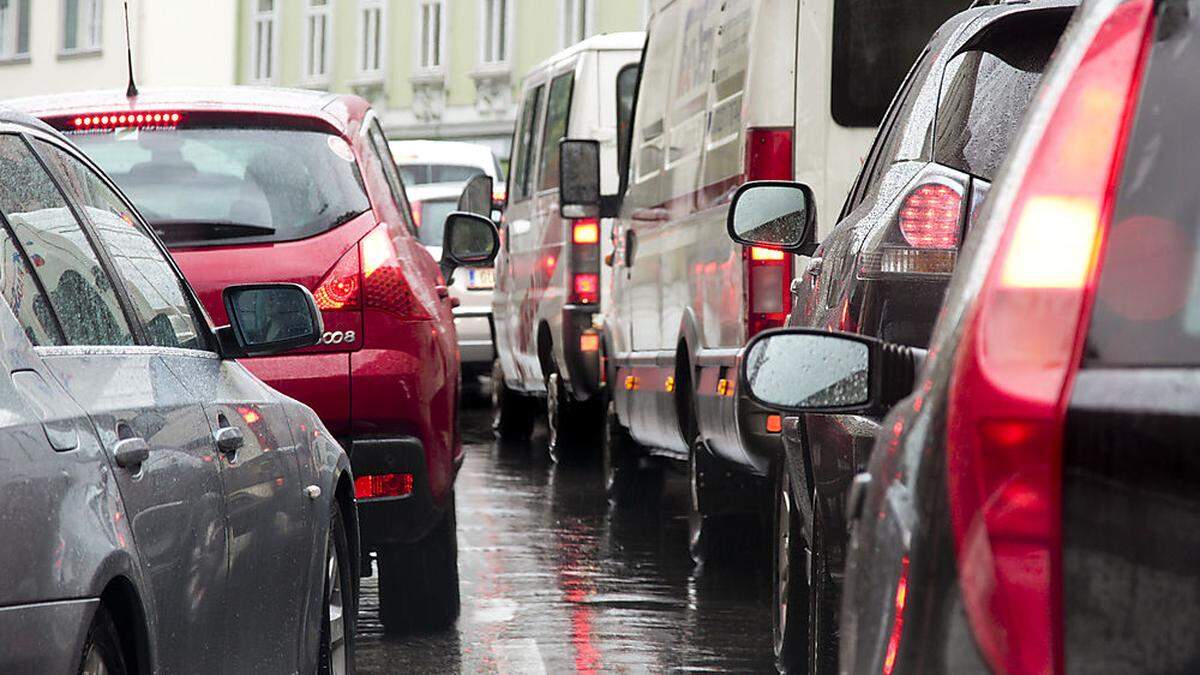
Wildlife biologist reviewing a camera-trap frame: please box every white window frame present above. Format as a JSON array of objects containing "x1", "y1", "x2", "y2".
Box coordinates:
[
  {"x1": 357, "y1": 0, "x2": 386, "y2": 79},
  {"x1": 477, "y1": 0, "x2": 512, "y2": 66},
  {"x1": 302, "y1": 0, "x2": 333, "y2": 84},
  {"x1": 248, "y1": 0, "x2": 279, "y2": 83},
  {"x1": 0, "y1": 0, "x2": 30, "y2": 61},
  {"x1": 61, "y1": 0, "x2": 103, "y2": 55},
  {"x1": 415, "y1": 0, "x2": 447, "y2": 74},
  {"x1": 559, "y1": 0, "x2": 593, "y2": 48}
]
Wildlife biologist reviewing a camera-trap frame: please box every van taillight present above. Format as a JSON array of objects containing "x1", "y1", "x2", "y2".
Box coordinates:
[
  {"x1": 410, "y1": 201, "x2": 423, "y2": 232},
  {"x1": 899, "y1": 183, "x2": 962, "y2": 249},
  {"x1": 943, "y1": 3, "x2": 1152, "y2": 673},
  {"x1": 568, "y1": 217, "x2": 601, "y2": 305},
  {"x1": 743, "y1": 128, "x2": 795, "y2": 337}
]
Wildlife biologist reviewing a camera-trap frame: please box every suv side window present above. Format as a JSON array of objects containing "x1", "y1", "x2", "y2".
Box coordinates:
[
  {"x1": 538, "y1": 72, "x2": 575, "y2": 192},
  {"x1": 37, "y1": 140, "x2": 210, "y2": 351},
  {"x1": 366, "y1": 119, "x2": 417, "y2": 233},
  {"x1": 0, "y1": 134, "x2": 134, "y2": 347},
  {"x1": 510, "y1": 85, "x2": 544, "y2": 202}
]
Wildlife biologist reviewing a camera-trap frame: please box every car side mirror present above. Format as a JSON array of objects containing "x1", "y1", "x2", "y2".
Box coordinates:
[
  {"x1": 727, "y1": 181, "x2": 817, "y2": 253},
  {"x1": 441, "y1": 211, "x2": 499, "y2": 279},
  {"x1": 559, "y1": 138, "x2": 601, "y2": 219},
  {"x1": 218, "y1": 283, "x2": 323, "y2": 358},
  {"x1": 458, "y1": 174, "x2": 494, "y2": 218},
  {"x1": 739, "y1": 328, "x2": 923, "y2": 415}
]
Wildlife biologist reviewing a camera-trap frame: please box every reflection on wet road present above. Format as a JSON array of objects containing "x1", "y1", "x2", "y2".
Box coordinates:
[{"x1": 356, "y1": 408, "x2": 774, "y2": 673}]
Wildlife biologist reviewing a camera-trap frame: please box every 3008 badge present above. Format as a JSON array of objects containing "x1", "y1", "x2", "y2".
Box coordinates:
[{"x1": 321, "y1": 330, "x2": 356, "y2": 345}]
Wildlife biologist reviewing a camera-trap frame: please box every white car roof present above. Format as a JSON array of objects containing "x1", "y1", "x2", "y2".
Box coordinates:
[{"x1": 389, "y1": 140, "x2": 497, "y2": 174}]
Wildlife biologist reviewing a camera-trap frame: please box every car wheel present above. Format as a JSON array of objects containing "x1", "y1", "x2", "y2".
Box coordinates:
[
  {"x1": 687, "y1": 440, "x2": 747, "y2": 566},
  {"x1": 78, "y1": 605, "x2": 128, "y2": 675},
  {"x1": 773, "y1": 463, "x2": 810, "y2": 673},
  {"x1": 809, "y1": 500, "x2": 838, "y2": 674},
  {"x1": 378, "y1": 491, "x2": 461, "y2": 634},
  {"x1": 602, "y1": 396, "x2": 661, "y2": 506},
  {"x1": 319, "y1": 500, "x2": 356, "y2": 675},
  {"x1": 492, "y1": 359, "x2": 533, "y2": 441}
]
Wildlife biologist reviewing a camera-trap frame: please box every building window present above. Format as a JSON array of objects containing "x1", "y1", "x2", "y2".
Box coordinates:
[
  {"x1": 0, "y1": 0, "x2": 30, "y2": 60},
  {"x1": 303, "y1": 0, "x2": 332, "y2": 82},
  {"x1": 560, "y1": 0, "x2": 590, "y2": 48},
  {"x1": 418, "y1": 0, "x2": 444, "y2": 71},
  {"x1": 479, "y1": 0, "x2": 509, "y2": 65},
  {"x1": 250, "y1": 0, "x2": 277, "y2": 82},
  {"x1": 63, "y1": 0, "x2": 103, "y2": 54},
  {"x1": 358, "y1": 0, "x2": 385, "y2": 76}
]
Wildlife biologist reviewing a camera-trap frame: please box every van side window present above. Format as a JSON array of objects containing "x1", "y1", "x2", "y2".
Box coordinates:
[
  {"x1": 633, "y1": 2, "x2": 683, "y2": 183},
  {"x1": 0, "y1": 134, "x2": 134, "y2": 347},
  {"x1": 616, "y1": 63, "x2": 640, "y2": 190},
  {"x1": 510, "y1": 85, "x2": 544, "y2": 202},
  {"x1": 538, "y1": 72, "x2": 576, "y2": 192}
]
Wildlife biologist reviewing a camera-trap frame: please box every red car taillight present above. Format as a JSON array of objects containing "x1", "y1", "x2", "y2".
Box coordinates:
[
  {"x1": 899, "y1": 183, "x2": 962, "y2": 249},
  {"x1": 944, "y1": 3, "x2": 1153, "y2": 673},
  {"x1": 744, "y1": 128, "x2": 795, "y2": 337},
  {"x1": 314, "y1": 247, "x2": 361, "y2": 311},
  {"x1": 568, "y1": 217, "x2": 601, "y2": 305},
  {"x1": 354, "y1": 472, "x2": 414, "y2": 499}
]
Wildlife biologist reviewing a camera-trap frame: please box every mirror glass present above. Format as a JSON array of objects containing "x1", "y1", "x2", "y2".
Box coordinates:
[
  {"x1": 228, "y1": 286, "x2": 318, "y2": 349},
  {"x1": 744, "y1": 333, "x2": 870, "y2": 409},
  {"x1": 732, "y1": 185, "x2": 811, "y2": 247},
  {"x1": 445, "y1": 213, "x2": 497, "y2": 264},
  {"x1": 560, "y1": 140, "x2": 601, "y2": 207}
]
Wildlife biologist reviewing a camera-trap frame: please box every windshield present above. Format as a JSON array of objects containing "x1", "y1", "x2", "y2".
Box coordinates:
[
  {"x1": 416, "y1": 199, "x2": 457, "y2": 247},
  {"x1": 71, "y1": 127, "x2": 372, "y2": 247},
  {"x1": 399, "y1": 163, "x2": 487, "y2": 186}
]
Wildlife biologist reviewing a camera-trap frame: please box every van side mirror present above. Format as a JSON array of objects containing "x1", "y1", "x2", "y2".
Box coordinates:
[
  {"x1": 727, "y1": 181, "x2": 817, "y2": 253},
  {"x1": 458, "y1": 174, "x2": 494, "y2": 218},
  {"x1": 219, "y1": 283, "x2": 323, "y2": 358},
  {"x1": 740, "y1": 328, "x2": 923, "y2": 415},
  {"x1": 560, "y1": 139, "x2": 601, "y2": 219},
  {"x1": 441, "y1": 211, "x2": 499, "y2": 279}
]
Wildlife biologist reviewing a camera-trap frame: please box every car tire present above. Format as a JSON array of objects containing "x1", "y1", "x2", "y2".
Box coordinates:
[
  {"x1": 809, "y1": 500, "x2": 839, "y2": 675},
  {"x1": 319, "y1": 500, "x2": 356, "y2": 675},
  {"x1": 492, "y1": 359, "x2": 534, "y2": 441},
  {"x1": 687, "y1": 439, "x2": 750, "y2": 566},
  {"x1": 547, "y1": 372, "x2": 599, "y2": 461},
  {"x1": 602, "y1": 396, "x2": 660, "y2": 506},
  {"x1": 78, "y1": 605, "x2": 128, "y2": 675},
  {"x1": 378, "y1": 491, "x2": 461, "y2": 634},
  {"x1": 773, "y1": 463, "x2": 809, "y2": 673}
]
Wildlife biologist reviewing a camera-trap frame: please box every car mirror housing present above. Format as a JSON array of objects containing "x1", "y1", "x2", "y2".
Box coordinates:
[
  {"x1": 559, "y1": 138, "x2": 602, "y2": 219},
  {"x1": 727, "y1": 181, "x2": 817, "y2": 253},
  {"x1": 457, "y1": 174, "x2": 494, "y2": 218},
  {"x1": 218, "y1": 283, "x2": 324, "y2": 358},
  {"x1": 441, "y1": 211, "x2": 500, "y2": 278},
  {"x1": 739, "y1": 328, "x2": 924, "y2": 415}
]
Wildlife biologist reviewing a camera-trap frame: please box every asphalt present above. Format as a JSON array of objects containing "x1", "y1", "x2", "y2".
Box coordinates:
[{"x1": 355, "y1": 406, "x2": 775, "y2": 673}]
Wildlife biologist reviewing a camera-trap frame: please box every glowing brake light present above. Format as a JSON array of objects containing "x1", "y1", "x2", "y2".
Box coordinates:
[
  {"x1": 72, "y1": 112, "x2": 183, "y2": 130},
  {"x1": 572, "y1": 273, "x2": 599, "y2": 304},
  {"x1": 744, "y1": 127, "x2": 795, "y2": 337},
  {"x1": 898, "y1": 183, "x2": 962, "y2": 249},
  {"x1": 750, "y1": 246, "x2": 786, "y2": 261},
  {"x1": 568, "y1": 217, "x2": 601, "y2": 305},
  {"x1": 572, "y1": 219, "x2": 600, "y2": 245},
  {"x1": 314, "y1": 247, "x2": 361, "y2": 311},
  {"x1": 360, "y1": 226, "x2": 395, "y2": 278},
  {"x1": 999, "y1": 197, "x2": 1101, "y2": 289}
]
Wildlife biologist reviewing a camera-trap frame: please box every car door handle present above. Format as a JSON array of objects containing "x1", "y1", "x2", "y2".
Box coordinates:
[
  {"x1": 114, "y1": 436, "x2": 151, "y2": 469},
  {"x1": 806, "y1": 257, "x2": 824, "y2": 277},
  {"x1": 846, "y1": 472, "x2": 872, "y2": 522},
  {"x1": 214, "y1": 425, "x2": 244, "y2": 454}
]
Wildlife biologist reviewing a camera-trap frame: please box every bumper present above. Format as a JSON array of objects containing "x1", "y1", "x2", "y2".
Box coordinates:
[
  {"x1": 351, "y1": 436, "x2": 445, "y2": 549},
  {"x1": 454, "y1": 309, "x2": 494, "y2": 366},
  {"x1": 560, "y1": 305, "x2": 602, "y2": 401},
  {"x1": 0, "y1": 598, "x2": 97, "y2": 674}
]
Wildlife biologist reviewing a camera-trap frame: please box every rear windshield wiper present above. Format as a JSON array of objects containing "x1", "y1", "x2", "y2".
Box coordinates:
[{"x1": 149, "y1": 220, "x2": 278, "y2": 242}]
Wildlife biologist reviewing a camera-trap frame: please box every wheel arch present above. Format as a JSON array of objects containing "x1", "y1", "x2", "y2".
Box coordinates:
[
  {"x1": 536, "y1": 321, "x2": 555, "y2": 381},
  {"x1": 672, "y1": 310, "x2": 703, "y2": 444},
  {"x1": 99, "y1": 575, "x2": 151, "y2": 675}
]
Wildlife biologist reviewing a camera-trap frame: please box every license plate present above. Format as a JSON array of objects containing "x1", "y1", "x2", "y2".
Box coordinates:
[{"x1": 467, "y1": 267, "x2": 495, "y2": 289}]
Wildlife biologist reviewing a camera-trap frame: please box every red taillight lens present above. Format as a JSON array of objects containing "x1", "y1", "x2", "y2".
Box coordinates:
[
  {"x1": 71, "y1": 111, "x2": 183, "y2": 130},
  {"x1": 944, "y1": 3, "x2": 1153, "y2": 673},
  {"x1": 745, "y1": 127, "x2": 794, "y2": 182},
  {"x1": 360, "y1": 224, "x2": 430, "y2": 319},
  {"x1": 573, "y1": 220, "x2": 600, "y2": 245},
  {"x1": 354, "y1": 473, "x2": 414, "y2": 500},
  {"x1": 572, "y1": 273, "x2": 599, "y2": 304},
  {"x1": 743, "y1": 128, "x2": 795, "y2": 337},
  {"x1": 899, "y1": 183, "x2": 962, "y2": 249},
  {"x1": 568, "y1": 217, "x2": 601, "y2": 305},
  {"x1": 314, "y1": 247, "x2": 361, "y2": 311}
]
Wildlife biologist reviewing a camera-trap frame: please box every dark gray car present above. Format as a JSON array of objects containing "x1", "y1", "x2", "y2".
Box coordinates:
[{"x1": 0, "y1": 109, "x2": 359, "y2": 674}]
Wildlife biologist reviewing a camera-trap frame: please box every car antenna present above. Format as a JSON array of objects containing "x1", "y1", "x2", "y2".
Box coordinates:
[{"x1": 123, "y1": 1, "x2": 138, "y2": 98}]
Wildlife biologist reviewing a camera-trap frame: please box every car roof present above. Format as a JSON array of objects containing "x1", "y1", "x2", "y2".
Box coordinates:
[
  {"x1": 406, "y1": 183, "x2": 469, "y2": 202},
  {"x1": 389, "y1": 140, "x2": 496, "y2": 167},
  {"x1": 4, "y1": 86, "x2": 370, "y2": 137},
  {"x1": 526, "y1": 31, "x2": 644, "y2": 74},
  {"x1": 0, "y1": 105, "x2": 61, "y2": 134}
]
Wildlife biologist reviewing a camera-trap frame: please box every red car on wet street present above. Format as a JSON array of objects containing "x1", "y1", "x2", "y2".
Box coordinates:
[{"x1": 12, "y1": 87, "x2": 498, "y2": 634}]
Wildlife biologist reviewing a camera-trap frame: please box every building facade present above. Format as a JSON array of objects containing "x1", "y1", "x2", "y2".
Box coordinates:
[
  {"x1": 0, "y1": 0, "x2": 238, "y2": 99},
  {"x1": 236, "y1": 0, "x2": 648, "y2": 165}
]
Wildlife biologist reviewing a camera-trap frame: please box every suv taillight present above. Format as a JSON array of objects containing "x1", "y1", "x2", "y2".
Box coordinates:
[
  {"x1": 744, "y1": 128, "x2": 794, "y2": 337},
  {"x1": 899, "y1": 183, "x2": 962, "y2": 249},
  {"x1": 943, "y1": 3, "x2": 1152, "y2": 673},
  {"x1": 858, "y1": 180, "x2": 965, "y2": 279},
  {"x1": 568, "y1": 217, "x2": 601, "y2": 305}
]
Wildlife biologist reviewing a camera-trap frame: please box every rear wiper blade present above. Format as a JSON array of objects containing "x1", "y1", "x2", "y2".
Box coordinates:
[{"x1": 149, "y1": 219, "x2": 277, "y2": 240}]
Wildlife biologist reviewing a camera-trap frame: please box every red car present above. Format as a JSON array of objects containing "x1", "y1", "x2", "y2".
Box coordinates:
[{"x1": 12, "y1": 87, "x2": 497, "y2": 633}]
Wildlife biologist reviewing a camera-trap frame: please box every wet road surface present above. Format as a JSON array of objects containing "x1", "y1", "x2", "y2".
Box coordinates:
[{"x1": 356, "y1": 407, "x2": 775, "y2": 673}]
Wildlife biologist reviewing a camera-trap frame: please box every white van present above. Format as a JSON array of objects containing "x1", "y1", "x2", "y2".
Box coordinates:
[
  {"x1": 491, "y1": 32, "x2": 644, "y2": 455},
  {"x1": 560, "y1": 0, "x2": 965, "y2": 559}
]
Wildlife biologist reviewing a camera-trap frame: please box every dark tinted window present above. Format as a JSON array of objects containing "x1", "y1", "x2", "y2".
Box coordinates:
[
  {"x1": 71, "y1": 127, "x2": 371, "y2": 247},
  {"x1": 616, "y1": 63, "x2": 640, "y2": 191},
  {"x1": 831, "y1": 0, "x2": 963, "y2": 128},
  {"x1": 399, "y1": 164, "x2": 487, "y2": 185},
  {"x1": 933, "y1": 23, "x2": 1062, "y2": 182},
  {"x1": 538, "y1": 72, "x2": 575, "y2": 191},
  {"x1": 38, "y1": 141, "x2": 208, "y2": 351},
  {"x1": 0, "y1": 134, "x2": 133, "y2": 346},
  {"x1": 1085, "y1": 2, "x2": 1200, "y2": 367},
  {"x1": 510, "y1": 85, "x2": 544, "y2": 201}
]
